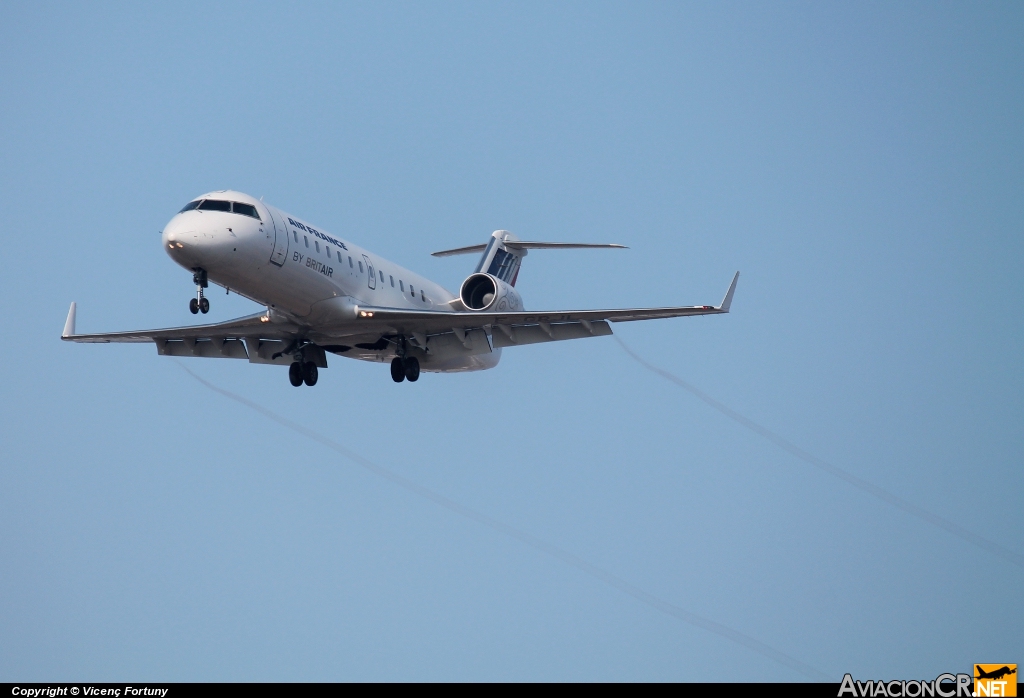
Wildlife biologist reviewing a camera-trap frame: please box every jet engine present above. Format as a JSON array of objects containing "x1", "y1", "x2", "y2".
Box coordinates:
[{"x1": 459, "y1": 273, "x2": 523, "y2": 312}]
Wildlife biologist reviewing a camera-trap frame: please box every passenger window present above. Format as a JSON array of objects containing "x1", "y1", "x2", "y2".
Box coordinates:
[
  {"x1": 348, "y1": 256, "x2": 353, "y2": 267},
  {"x1": 420, "y1": 290, "x2": 425, "y2": 301},
  {"x1": 390, "y1": 275, "x2": 394, "y2": 287},
  {"x1": 379, "y1": 270, "x2": 384, "y2": 283},
  {"x1": 315, "y1": 241, "x2": 320, "y2": 253},
  {"x1": 293, "y1": 230, "x2": 298, "y2": 242},
  {"x1": 231, "y1": 202, "x2": 260, "y2": 220},
  {"x1": 304, "y1": 236, "x2": 309, "y2": 248},
  {"x1": 179, "y1": 200, "x2": 201, "y2": 213},
  {"x1": 410, "y1": 285, "x2": 414, "y2": 296},
  {"x1": 198, "y1": 199, "x2": 231, "y2": 212},
  {"x1": 358, "y1": 261, "x2": 364, "y2": 273},
  {"x1": 400, "y1": 281, "x2": 404, "y2": 291},
  {"x1": 337, "y1": 250, "x2": 342, "y2": 262}
]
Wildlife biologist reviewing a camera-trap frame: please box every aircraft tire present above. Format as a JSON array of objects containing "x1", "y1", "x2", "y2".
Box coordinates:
[
  {"x1": 302, "y1": 361, "x2": 318, "y2": 386},
  {"x1": 199, "y1": 297, "x2": 210, "y2": 314},
  {"x1": 288, "y1": 362, "x2": 303, "y2": 387},
  {"x1": 390, "y1": 357, "x2": 405, "y2": 383},
  {"x1": 404, "y1": 356, "x2": 420, "y2": 382},
  {"x1": 189, "y1": 298, "x2": 199, "y2": 314}
]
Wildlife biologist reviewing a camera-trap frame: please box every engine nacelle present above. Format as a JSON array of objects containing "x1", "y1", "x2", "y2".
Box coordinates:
[{"x1": 459, "y1": 273, "x2": 524, "y2": 312}]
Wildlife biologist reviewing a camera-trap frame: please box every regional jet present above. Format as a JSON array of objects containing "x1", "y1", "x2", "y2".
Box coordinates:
[{"x1": 62, "y1": 190, "x2": 739, "y2": 386}]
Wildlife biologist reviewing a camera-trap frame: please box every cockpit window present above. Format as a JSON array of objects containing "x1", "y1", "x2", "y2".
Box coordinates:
[
  {"x1": 181, "y1": 198, "x2": 262, "y2": 221},
  {"x1": 231, "y1": 202, "x2": 260, "y2": 220},
  {"x1": 198, "y1": 199, "x2": 231, "y2": 212}
]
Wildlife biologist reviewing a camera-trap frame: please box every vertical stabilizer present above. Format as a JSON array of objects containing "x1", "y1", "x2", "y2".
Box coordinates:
[{"x1": 474, "y1": 230, "x2": 527, "y2": 287}]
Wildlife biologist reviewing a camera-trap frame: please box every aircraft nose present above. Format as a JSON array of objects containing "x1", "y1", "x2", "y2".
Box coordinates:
[
  {"x1": 162, "y1": 214, "x2": 236, "y2": 268},
  {"x1": 162, "y1": 216, "x2": 203, "y2": 267},
  {"x1": 162, "y1": 217, "x2": 191, "y2": 252}
]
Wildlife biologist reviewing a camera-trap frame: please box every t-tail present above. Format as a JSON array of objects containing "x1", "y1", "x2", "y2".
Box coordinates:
[{"x1": 432, "y1": 230, "x2": 627, "y2": 288}]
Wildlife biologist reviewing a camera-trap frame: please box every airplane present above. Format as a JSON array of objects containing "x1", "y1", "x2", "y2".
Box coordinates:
[{"x1": 62, "y1": 190, "x2": 739, "y2": 386}]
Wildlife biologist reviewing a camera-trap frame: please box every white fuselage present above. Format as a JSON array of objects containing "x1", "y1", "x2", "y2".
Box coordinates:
[{"x1": 160, "y1": 189, "x2": 499, "y2": 372}]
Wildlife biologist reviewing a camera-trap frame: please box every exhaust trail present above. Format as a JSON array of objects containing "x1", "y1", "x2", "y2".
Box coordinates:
[
  {"x1": 614, "y1": 336, "x2": 1024, "y2": 569},
  {"x1": 177, "y1": 362, "x2": 830, "y2": 681}
]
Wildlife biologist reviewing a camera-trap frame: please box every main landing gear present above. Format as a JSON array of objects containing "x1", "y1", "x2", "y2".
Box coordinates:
[
  {"x1": 390, "y1": 356, "x2": 420, "y2": 383},
  {"x1": 390, "y1": 336, "x2": 420, "y2": 383},
  {"x1": 189, "y1": 268, "x2": 209, "y2": 314},
  {"x1": 289, "y1": 361, "x2": 318, "y2": 387}
]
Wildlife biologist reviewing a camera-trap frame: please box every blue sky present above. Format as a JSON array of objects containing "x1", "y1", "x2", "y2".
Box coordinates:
[{"x1": 1, "y1": 1, "x2": 1021, "y2": 681}]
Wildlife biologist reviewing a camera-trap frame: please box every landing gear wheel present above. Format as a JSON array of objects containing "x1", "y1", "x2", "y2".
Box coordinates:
[
  {"x1": 288, "y1": 362, "x2": 303, "y2": 387},
  {"x1": 404, "y1": 356, "x2": 420, "y2": 382},
  {"x1": 199, "y1": 297, "x2": 210, "y2": 314},
  {"x1": 189, "y1": 298, "x2": 199, "y2": 314},
  {"x1": 390, "y1": 357, "x2": 405, "y2": 383},
  {"x1": 301, "y1": 361, "x2": 318, "y2": 386}
]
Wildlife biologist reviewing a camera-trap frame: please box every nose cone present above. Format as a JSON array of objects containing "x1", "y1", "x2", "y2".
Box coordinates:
[
  {"x1": 162, "y1": 215, "x2": 194, "y2": 265},
  {"x1": 162, "y1": 212, "x2": 234, "y2": 270}
]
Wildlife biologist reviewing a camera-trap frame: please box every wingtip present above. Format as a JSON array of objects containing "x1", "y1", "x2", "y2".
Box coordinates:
[
  {"x1": 719, "y1": 272, "x2": 739, "y2": 312},
  {"x1": 62, "y1": 302, "x2": 77, "y2": 338}
]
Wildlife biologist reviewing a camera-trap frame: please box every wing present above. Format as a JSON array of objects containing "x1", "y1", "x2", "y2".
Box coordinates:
[
  {"x1": 351, "y1": 272, "x2": 739, "y2": 348},
  {"x1": 60, "y1": 302, "x2": 306, "y2": 364},
  {"x1": 60, "y1": 303, "x2": 299, "y2": 342}
]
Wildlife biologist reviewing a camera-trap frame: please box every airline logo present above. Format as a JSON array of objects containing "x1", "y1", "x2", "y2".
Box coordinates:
[
  {"x1": 974, "y1": 665, "x2": 1017, "y2": 697},
  {"x1": 287, "y1": 217, "x2": 348, "y2": 250}
]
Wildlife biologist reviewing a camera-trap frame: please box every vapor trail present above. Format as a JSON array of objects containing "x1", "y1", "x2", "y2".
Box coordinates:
[
  {"x1": 614, "y1": 336, "x2": 1024, "y2": 569},
  {"x1": 178, "y1": 362, "x2": 830, "y2": 681}
]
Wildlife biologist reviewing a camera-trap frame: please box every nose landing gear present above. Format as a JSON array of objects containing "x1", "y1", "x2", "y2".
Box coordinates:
[{"x1": 189, "y1": 269, "x2": 209, "y2": 314}]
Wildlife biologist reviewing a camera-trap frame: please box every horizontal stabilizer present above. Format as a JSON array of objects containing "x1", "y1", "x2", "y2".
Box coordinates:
[
  {"x1": 505, "y1": 242, "x2": 627, "y2": 251},
  {"x1": 432, "y1": 241, "x2": 627, "y2": 257},
  {"x1": 431, "y1": 243, "x2": 488, "y2": 257}
]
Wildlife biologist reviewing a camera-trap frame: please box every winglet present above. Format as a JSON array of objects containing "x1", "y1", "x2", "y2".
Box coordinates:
[
  {"x1": 718, "y1": 272, "x2": 739, "y2": 312},
  {"x1": 62, "y1": 302, "x2": 77, "y2": 338}
]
